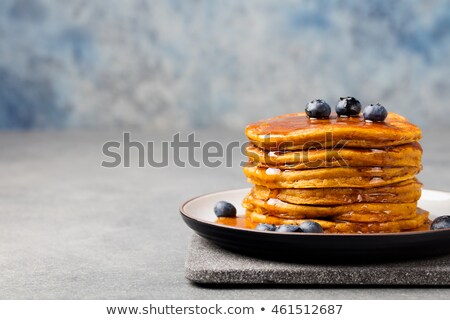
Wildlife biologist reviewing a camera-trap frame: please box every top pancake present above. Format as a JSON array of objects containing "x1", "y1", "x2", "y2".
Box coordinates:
[{"x1": 246, "y1": 112, "x2": 422, "y2": 150}]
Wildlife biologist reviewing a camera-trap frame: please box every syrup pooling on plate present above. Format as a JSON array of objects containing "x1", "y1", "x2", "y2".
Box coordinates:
[{"x1": 216, "y1": 216, "x2": 257, "y2": 229}]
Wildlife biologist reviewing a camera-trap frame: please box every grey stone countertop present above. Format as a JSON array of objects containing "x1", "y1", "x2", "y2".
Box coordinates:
[{"x1": 0, "y1": 129, "x2": 449, "y2": 299}]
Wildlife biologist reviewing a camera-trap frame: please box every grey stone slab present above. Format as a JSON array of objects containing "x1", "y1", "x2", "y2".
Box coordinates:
[{"x1": 186, "y1": 234, "x2": 450, "y2": 286}]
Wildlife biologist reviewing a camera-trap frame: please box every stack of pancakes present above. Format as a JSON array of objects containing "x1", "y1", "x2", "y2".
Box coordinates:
[{"x1": 242, "y1": 112, "x2": 429, "y2": 233}]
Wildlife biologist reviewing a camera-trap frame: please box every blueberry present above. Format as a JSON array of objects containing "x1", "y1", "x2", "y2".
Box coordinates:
[
  {"x1": 430, "y1": 215, "x2": 450, "y2": 230},
  {"x1": 255, "y1": 223, "x2": 277, "y2": 231},
  {"x1": 213, "y1": 201, "x2": 236, "y2": 218},
  {"x1": 299, "y1": 221, "x2": 324, "y2": 233},
  {"x1": 305, "y1": 99, "x2": 331, "y2": 119},
  {"x1": 363, "y1": 103, "x2": 388, "y2": 122},
  {"x1": 275, "y1": 224, "x2": 302, "y2": 233},
  {"x1": 335, "y1": 97, "x2": 362, "y2": 117}
]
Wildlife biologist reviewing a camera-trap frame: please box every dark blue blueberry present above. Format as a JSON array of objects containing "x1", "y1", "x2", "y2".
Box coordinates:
[
  {"x1": 255, "y1": 223, "x2": 277, "y2": 231},
  {"x1": 275, "y1": 224, "x2": 302, "y2": 233},
  {"x1": 299, "y1": 221, "x2": 324, "y2": 233},
  {"x1": 213, "y1": 201, "x2": 236, "y2": 218},
  {"x1": 305, "y1": 99, "x2": 331, "y2": 119},
  {"x1": 430, "y1": 215, "x2": 450, "y2": 230},
  {"x1": 363, "y1": 103, "x2": 388, "y2": 122},
  {"x1": 335, "y1": 97, "x2": 362, "y2": 117}
]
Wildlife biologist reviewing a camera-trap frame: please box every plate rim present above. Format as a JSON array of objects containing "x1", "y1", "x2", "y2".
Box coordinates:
[{"x1": 180, "y1": 187, "x2": 450, "y2": 237}]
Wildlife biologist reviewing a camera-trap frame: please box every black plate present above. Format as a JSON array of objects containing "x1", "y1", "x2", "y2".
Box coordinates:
[{"x1": 180, "y1": 188, "x2": 450, "y2": 262}]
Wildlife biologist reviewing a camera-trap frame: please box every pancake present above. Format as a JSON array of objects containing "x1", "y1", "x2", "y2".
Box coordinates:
[
  {"x1": 246, "y1": 142, "x2": 422, "y2": 170},
  {"x1": 246, "y1": 112, "x2": 422, "y2": 151},
  {"x1": 243, "y1": 194, "x2": 417, "y2": 222},
  {"x1": 247, "y1": 209, "x2": 430, "y2": 234},
  {"x1": 251, "y1": 179, "x2": 422, "y2": 205},
  {"x1": 243, "y1": 165, "x2": 420, "y2": 189}
]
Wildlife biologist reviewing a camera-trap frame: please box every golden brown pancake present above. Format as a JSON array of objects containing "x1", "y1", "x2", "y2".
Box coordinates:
[
  {"x1": 245, "y1": 142, "x2": 422, "y2": 169},
  {"x1": 251, "y1": 179, "x2": 422, "y2": 205},
  {"x1": 243, "y1": 165, "x2": 420, "y2": 189},
  {"x1": 247, "y1": 209, "x2": 430, "y2": 233},
  {"x1": 243, "y1": 194, "x2": 417, "y2": 222},
  {"x1": 246, "y1": 112, "x2": 422, "y2": 151}
]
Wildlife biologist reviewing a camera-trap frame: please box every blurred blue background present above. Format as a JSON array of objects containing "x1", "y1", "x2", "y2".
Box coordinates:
[{"x1": 1, "y1": 0, "x2": 450, "y2": 130}]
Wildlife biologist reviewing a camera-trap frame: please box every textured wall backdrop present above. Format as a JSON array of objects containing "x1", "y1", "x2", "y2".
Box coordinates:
[{"x1": 1, "y1": 0, "x2": 450, "y2": 130}]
